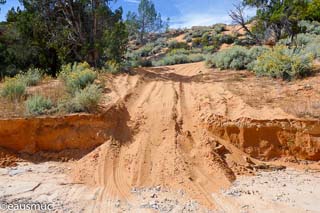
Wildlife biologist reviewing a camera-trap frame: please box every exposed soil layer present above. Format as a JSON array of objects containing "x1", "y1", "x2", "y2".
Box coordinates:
[
  {"x1": 0, "y1": 62, "x2": 319, "y2": 210},
  {"x1": 205, "y1": 116, "x2": 320, "y2": 161},
  {"x1": 0, "y1": 103, "x2": 128, "y2": 153}
]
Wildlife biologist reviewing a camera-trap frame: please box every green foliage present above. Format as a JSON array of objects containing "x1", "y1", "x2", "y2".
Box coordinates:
[
  {"x1": 152, "y1": 53, "x2": 204, "y2": 66},
  {"x1": 1, "y1": 77, "x2": 26, "y2": 101},
  {"x1": 168, "y1": 40, "x2": 189, "y2": 49},
  {"x1": 104, "y1": 60, "x2": 123, "y2": 74},
  {"x1": 16, "y1": 68, "x2": 43, "y2": 86},
  {"x1": 25, "y1": 95, "x2": 52, "y2": 116},
  {"x1": 0, "y1": 0, "x2": 128, "y2": 76},
  {"x1": 243, "y1": 0, "x2": 311, "y2": 42},
  {"x1": 126, "y1": 0, "x2": 168, "y2": 43},
  {"x1": 213, "y1": 24, "x2": 225, "y2": 33},
  {"x1": 206, "y1": 45, "x2": 268, "y2": 70},
  {"x1": 59, "y1": 62, "x2": 97, "y2": 94},
  {"x1": 253, "y1": 45, "x2": 313, "y2": 80},
  {"x1": 192, "y1": 38, "x2": 202, "y2": 48},
  {"x1": 207, "y1": 46, "x2": 249, "y2": 70},
  {"x1": 306, "y1": 0, "x2": 320, "y2": 21},
  {"x1": 203, "y1": 46, "x2": 217, "y2": 54},
  {"x1": 299, "y1": 20, "x2": 320, "y2": 35},
  {"x1": 278, "y1": 33, "x2": 320, "y2": 58},
  {"x1": 60, "y1": 84, "x2": 102, "y2": 113}
]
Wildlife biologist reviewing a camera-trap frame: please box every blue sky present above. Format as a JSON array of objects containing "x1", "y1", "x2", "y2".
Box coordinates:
[{"x1": 0, "y1": 0, "x2": 255, "y2": 28}]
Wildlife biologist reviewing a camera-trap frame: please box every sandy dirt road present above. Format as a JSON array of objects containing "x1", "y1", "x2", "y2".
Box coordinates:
[{"x1": 0, "y1": 62, "x2": 320, "y2": 212}]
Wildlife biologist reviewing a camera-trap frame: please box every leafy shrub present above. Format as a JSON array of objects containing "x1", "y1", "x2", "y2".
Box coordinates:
[
  {"x1": 213, "y1": 24, "x2": 225, "y2": 33},
  {"x1": 203, "y1": 45, "x2": 217, "y2": 54},
  {"x1": 206, "y1": 46, "x2": 250, "y2": 70},
  {"x1": 152, "y1": 53, "x2": 204, "y2": 66},
  {"x1": 129, "y1": 58, "x2": 153, "y2": 67},
  {"x1": 253, "y1": 45, "x2": 313, "y2": 80},
  {"x1": 192, "y1": 38, "x2": 202, "y2": 48},
  {"x1": 104, "y1": 60, "x2": 123, "y2": 74},
  {"x1": 17, "y1": 68, "x2": 43, "y2": 86},
  {"x1": 59, "y1": 62, "x2": 97, "y2": 94},
  {"x1": 168, "y1": 40, "x2": 189, "y2": 49},
  {"x1": 26, "y1": 95, "x2": 53, "y2": 115},
  {"x1": 136, "y1": 43, "x2": 154, "y2": 57},
  {"x1": 1, "y1": 77, "x2": 26, "y2": 100},
  {"x1": 60, "y1": 84, "x2": 102, "y2": 113},
  {"x1": 206, "y1": 46, "x2": 268, "y2": 70},
  {"x1": 219, "y1": 34, "x2": 235, "y2": 44},
  {"x1": 305, "y1": 42, "x2": 320, "y2": 58},
  {"x1": 299, "y1": 20, "x2": 320, "y2": 35},
  {"x1": 167, "y1": 48, "x2": 189, "y2": 55}
]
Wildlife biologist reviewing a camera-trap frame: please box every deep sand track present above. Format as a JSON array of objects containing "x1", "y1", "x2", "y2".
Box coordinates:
[{"x1": 0, "y1": 62, "x2": 320, "y2": 212}]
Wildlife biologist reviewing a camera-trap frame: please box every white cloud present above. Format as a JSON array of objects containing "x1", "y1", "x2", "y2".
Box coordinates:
[{"x1": 170, "y1": 13, "x2": 232, "y2": 29}]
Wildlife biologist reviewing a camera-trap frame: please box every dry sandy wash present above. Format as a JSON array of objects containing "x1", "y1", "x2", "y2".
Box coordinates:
[{"x1": 0, "y1": 62, "x2": 320, "y2": 212}]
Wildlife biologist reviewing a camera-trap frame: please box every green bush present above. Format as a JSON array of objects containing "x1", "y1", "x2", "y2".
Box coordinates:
[
  {"x1": 60, "y1": 84, "x2": 102, "y2": 113},
  {"x1": 152, "y1": 53, "x2": 204, "y2": 66},
  {"x1": 253, "y1": 45, "x2": 314, "y2": 80},
  {"x1": 219, "y1": 34, "x2": 235, "y2": 44},
  {"x1": 59, "y1": 62, "x2": 97, "y2": 94},
  {"x1": 299, "y1": 20, "x2": 320, "y2": 35},
  {"x1": 26, "y1": 95, "x2": 53, "y2": 115},
  {"x1": 206, "y1": 46, "x2": 268, "y2": 70},
  {"x1": 206, "y1": 46, "x2": 250, "y2": 70},
  {"x1": 17, "y1": 68, "x2": 43, "y2": 86},
  {"x1": 168, "y1": 40, "x2": 189, "y2": 49},
  {"x1": 213, "y1": 24, "x2": 226, "y2": 33},
  {"x1": 1, "y1": 77, "x2": 26, "y2": 100},
  {"x1": 203, "y1": 45, "x2": 217, "y2": 54},
  {"x1": 104, "y1": 60, "x2": 123, "y2": 74}
]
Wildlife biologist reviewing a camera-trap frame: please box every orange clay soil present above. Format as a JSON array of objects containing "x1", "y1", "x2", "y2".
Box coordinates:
[{"x1": 0, "y1": 62, "x2": 319, "y2": 209}]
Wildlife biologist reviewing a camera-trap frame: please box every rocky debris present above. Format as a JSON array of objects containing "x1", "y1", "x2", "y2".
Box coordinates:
[{"x1": 218, "y1": 168, "x2": 320, "y2": 212}]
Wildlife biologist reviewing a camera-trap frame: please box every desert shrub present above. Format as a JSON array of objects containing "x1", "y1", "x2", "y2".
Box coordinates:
[
  {"x1": 219, "y1": 34, "x2": 235, "y2": 44},
  {"x1": 26, "y1": 95, "x2": 53, "y2": 115},
  {"x1": 152, "y1": 53, "x2": 204, "y2": 66},
  {"x1": 305, "y1": 42, "x2": 320, "y2": 58},
  {"x1": 201, "y1": 32, "x2": 210, "y2": 46},
  {"x1": 203, "y1": 45, "x2": 217, "y2": 54},
  {"x1": 184, "y1": 35, "x2": 193, "y2": 43},
  {"x1": 253, "y1": 45, "x2": 313, "y2": 80},
  {"x1": 104, "y1": 60, "x2": 123, "y2": 74},
  {"x1": 59, "y1": 62, "x2": 97, "y2": 94},
  {"x1": 168, "y1": 48, "x2": 189, "y2": 55},
  {"x1": 1, "y1": 77, "x2": 26, "y2": 100},
  {"x1": 278, "y1": 33, "x2": 317, "y2": 46},
  {"x1": 206, "y1": 46, "x2": 250, "y2": 70},
  {"x1": 246, "y1": 46, "x2": 269, "y2": 70},
  {"x1": 17, "y1": 68, "x2": 43, "y2": 86},
  {"x1": 192, "y1": 38, "x2": 202, "y2": 48},
  {"x1": 168, "y1": 40, "x2": 189, "y2": 49},
  {"x1": 154, "y1": 37, "x2": 167, "y2": 47},
  {"x1": 129, "y1": 58, "x2": 153, "y2": 67},
  {"x1": 299, "y1": 20, "x2": 320, "y2": 35},
  {"x1": 60, "y1": 84, "x2": 102, "y2": 113},
  {"x1": 136, "y1": 43, "x2": 154, "y2": 57},
  {"x1": 207, "y1": 45, "x2": 268, "y2": 70},
  {"x1": 213, "y1": 24, "x2": 225, "y2": 33}
]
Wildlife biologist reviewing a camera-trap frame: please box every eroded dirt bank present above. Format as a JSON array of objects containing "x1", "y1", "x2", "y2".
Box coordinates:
[
  {"x1": 0, "y1": 103, "x2": 128, "y2": 153},
  {"x1": 0, "y1": 62, "x2": 320, "y2": 211},
  {"x1": 205, "y1": 115, "x2": 320, "y2": 161}
]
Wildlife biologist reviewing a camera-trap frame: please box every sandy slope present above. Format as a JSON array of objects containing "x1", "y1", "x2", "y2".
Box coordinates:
[
  {"x1": 0, "y1": 62, "x2": 320, "y2": 212},
  {"x1": 71, "y1": 62, "x2": 320, "y2": 210}
]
